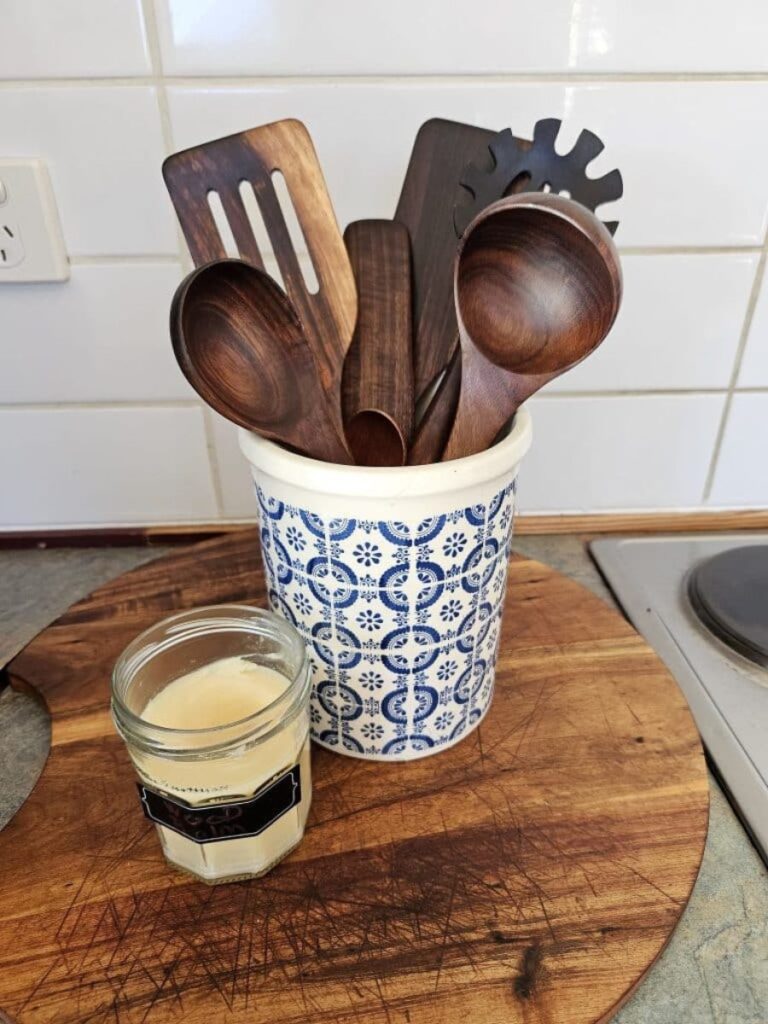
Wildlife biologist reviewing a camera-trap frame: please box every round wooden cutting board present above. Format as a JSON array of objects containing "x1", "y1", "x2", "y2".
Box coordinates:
[{"x1": 0, "y1": 533, "x2": 708, "y2": 1024}]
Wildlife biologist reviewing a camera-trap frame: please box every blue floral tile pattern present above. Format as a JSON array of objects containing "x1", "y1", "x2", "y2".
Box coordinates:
[{"x1": 257, "y1": 478, "x2": 517, "y2": 760}]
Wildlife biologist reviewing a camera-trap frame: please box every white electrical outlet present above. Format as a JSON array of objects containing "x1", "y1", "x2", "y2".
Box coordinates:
[
  {"x1": 0, "y1": 221, "x2": 24, "y2": 268},
  {"x1": 0, "y1": 159, "x2": 69, "y2": 282}
]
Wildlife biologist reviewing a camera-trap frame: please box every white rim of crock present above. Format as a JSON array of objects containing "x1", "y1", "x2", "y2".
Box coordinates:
[{"x1": 238, "y1": 405, "x2": 532, "y2": 500}]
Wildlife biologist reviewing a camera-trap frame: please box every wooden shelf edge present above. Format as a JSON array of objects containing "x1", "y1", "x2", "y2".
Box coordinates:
[
  {"x1": 0, "y1": 508, "x2": 766, "y2": 549},
  {"x1": 515, "y1": 508, "x2": 768, "y2": 535}
]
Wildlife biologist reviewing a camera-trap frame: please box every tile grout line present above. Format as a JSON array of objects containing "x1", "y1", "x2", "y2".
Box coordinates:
[
  {"x1": 64, "y1": 245, "x2": 767, "y2": 261},
  {"x1": 3, "y1": 72, "x2": 768, "y2": 88},
  {"x1": 538, "y1": 386, "x2": 768, "y2": 398},
  {"x1": 538, "y1": 388, "x2": 731, "y2": 398},
  {"x1": 69, "y1": 254, "x2": 180, "y2": 265},
  {"x1": 702, "y1": 240, "x2": 768, "y2": 501},
  {"x1": 616, "y1": 245, "x2": 764, "y2": 256},
  {"x1": 0, "y1": 400, "x2": 200, "y2": 412},
  {"x1": 139, "y1": 0, "x2": 227, "y2": 518},
  {"x1": 6, "y1": 386, "x2": 768, "y2": 414},
  {"x1": 197, "y1": 406, "x2": 228, "y2": 516}
]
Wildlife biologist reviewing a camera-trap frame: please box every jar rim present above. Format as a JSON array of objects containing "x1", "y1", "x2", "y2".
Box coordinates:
[{"x1": 111, "y1": 604, "x2": 310, "y2": 745}]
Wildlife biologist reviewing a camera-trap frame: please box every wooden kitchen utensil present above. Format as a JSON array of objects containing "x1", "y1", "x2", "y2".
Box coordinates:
[
  {"x1": 162, "y1": 119, "x2": 356, "y2": 398},
  {"x1": 407, "y1": 347, "x2": 462, "y2": 464},
  {"x1": 342, "y1": 219, "x2": 413, "y2": 467},
  {"x1": 454, "y1": 118, "x2": 624, "y2": 237},
  {"x1": 395, "y1": 117, "x2": 621, "y2": 463},
  {"x1": 443, "y1": 192, "x2": 622, "y2": 462},
  {"x1": 171, "y1": 259, "x2": 352, "y2": 464},
  {"x1": 0, "y1": 533, "x2": 708, "y2": 1024},
  {"x1": 394, "y1": 118, "x2": 506, "y2": 403}
]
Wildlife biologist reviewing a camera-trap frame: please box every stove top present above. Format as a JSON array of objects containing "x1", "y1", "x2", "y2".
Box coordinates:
[{"x1": 591, "y1": 534, "x2": 768, "y2": 863}]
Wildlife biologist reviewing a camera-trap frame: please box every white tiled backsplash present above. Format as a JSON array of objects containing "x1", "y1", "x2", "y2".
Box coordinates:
[{"x1": 1, "y1": 0, "x2": 767, "y2": 529}]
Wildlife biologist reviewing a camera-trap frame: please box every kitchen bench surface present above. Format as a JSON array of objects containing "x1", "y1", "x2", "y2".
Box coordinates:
[{"x1": 1, "y1": 536, "x2": 765, "y2": 1024}]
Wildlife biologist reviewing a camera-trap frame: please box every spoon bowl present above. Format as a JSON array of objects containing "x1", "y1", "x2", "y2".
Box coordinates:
[
  {"x1": 171, "y1": 259, "x2": 352, "y2": 464},
  {"x1": 443, "y1": 193, "x2": 622, "y2": 461},
  {"x1": 457, "y1": 203, "x2": 619, "y2": 374}
]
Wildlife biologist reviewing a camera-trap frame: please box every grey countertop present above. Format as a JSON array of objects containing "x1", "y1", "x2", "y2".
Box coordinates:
[{"x1": 1, "y1": 536, "x2": 765, "y2": 1023}]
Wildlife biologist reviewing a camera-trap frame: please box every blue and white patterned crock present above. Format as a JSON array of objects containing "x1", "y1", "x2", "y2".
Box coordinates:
[{"x1": 238, "y1": 408, "x2": 532, "y2": 761}]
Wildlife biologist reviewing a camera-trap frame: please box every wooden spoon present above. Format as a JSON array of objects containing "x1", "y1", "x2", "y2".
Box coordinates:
[
  {"x1": 442, "y1": 193, "x2": 622, "y2": 462},
  {"x1": 171, "y1": 259, "x2": 353, "y2": 465},
  {"x1": 163, "y1": 119, "x2": 357, "y2": 401},
  {"x1": 342, "y1": 219, "x2": 413, "y2": 467}
]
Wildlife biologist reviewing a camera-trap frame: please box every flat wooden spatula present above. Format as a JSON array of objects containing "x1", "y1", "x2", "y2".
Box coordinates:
[
  {"x1": 394, "y1": 118, "x2": 500, "y2": 405},
  {"x1": 342, "y1": 220, "x2": 413, "y2": 466},
  {"x1": 163, "y1": 119, "x2": 356, "y2": 400}
]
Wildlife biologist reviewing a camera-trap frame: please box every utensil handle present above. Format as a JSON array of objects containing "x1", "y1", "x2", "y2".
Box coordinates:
[
  {"x1": 342, "y1": 220, "x2": 413, "y2": 466},
  {"x1": 408, "y1": 347, "x2": 461, "y2": 465},
  {"x1": 440, "y1": 339, "x2": 525, "y2": 462}
]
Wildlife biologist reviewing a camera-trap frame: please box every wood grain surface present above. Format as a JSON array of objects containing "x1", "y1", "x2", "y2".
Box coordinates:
[
  {"x1": 394, "y1": 118, "x2": 500, "y2": 402},
  {"x1": 444, "y1": 195, "x2": 622, "y2": 461},
  {"x1": 163, "y1": 119, "x2": 356, "y2": 398},
  {"x1": 407, "y1": 347, "x2": 462, "y2": 465},
  {"x1": 171, "y1": 259, "x2": 352, "y2": 464},
  {"x1": 342, "y1": 220, "x2": 413, "y2": 466},
  {"x1": 0, "y1": 533, "x2": 708, "y2": 1024}
]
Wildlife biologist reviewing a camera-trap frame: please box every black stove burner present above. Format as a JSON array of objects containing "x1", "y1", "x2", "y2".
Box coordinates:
[{"x1": 688, "y1": 545, "x2": 768, "y2": 668}]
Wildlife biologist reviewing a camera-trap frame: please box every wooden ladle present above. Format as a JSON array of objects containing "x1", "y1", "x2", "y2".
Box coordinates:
[
  {"x1": 442, "y1": 192, "x2": 622, "y2": 462},
  {"x1": 171, "y1": 259, "x2": 353, "y2": 465}
]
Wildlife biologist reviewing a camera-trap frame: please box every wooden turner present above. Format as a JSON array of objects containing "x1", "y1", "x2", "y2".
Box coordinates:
[
  {"x1": 342, "y1": 220, "x2": 413, "y2": 466},
  {"x1": 162, "y1": 119, "x2": 356, "y2": 397},
  {"x1": 394, "y1": 118, "x2": 508, "y2": 404}
]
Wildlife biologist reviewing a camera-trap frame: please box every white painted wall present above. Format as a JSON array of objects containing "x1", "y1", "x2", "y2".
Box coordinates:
[{"x1": 1, "y1": 0, "x2": 767, "y2": 528}]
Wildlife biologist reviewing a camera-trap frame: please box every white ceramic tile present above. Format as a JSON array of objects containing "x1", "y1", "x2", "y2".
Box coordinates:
[
  {"x1": 738, "y1": 271, "x2": 768, "y2": 387},
  {"x1": 0, "y1": 87, "x2": 176, "y2": 255},
  {"x1": 0, "y1": 263, "x2": 191, "y2": 403},
  {"x1": 0, "y1": 406, "x2": 216, "y2": 528},
  {"x1": 549, "y1": 253, "x2": 758, "y2": 392},
  {"x1": 708, "y1": 394, "x2": 768, "y2": 507},
  {"x1": 0, "y1": 0, "x2": 149, "y2": 78},
  {"x1": 167, "y1": 81, "x2": 768, "y2": 247},
  {"x1": 209, "y1": 412, "x2": 258, "y2": 519},
  {"x1": 156, "y1": 0, "x2": 768, "y2": 75},
  {"x1": 516, "y1": 394, "x2": 725, "y2": 512}
]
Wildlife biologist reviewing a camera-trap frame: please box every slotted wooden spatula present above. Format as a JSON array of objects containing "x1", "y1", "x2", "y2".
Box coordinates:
[{"x1": 162, "y1": 119, "x2": 356, "y2": 397}]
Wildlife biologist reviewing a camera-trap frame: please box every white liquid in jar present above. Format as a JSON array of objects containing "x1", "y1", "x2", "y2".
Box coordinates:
[
  {"x1": 143, "y1": 656, "x2": 289, "y2": 731},
  {"x1": 133, "y1": 655, "x2": 311, "y2": 883}
]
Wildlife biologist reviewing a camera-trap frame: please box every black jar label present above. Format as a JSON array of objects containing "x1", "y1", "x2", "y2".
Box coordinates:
[{"x1": 136, "y1": 764, "x2": 302, "y2": 845}]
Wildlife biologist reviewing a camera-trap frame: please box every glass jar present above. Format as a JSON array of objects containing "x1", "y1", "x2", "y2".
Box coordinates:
[{"x1": 111, "y1": 604, "x2": 312, "y2": 885}]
